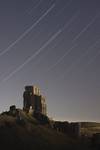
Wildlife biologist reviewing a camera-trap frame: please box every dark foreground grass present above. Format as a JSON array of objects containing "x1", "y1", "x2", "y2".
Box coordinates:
[{"x1": 0, "y1": 113, "x2": 95, "y2": 150}]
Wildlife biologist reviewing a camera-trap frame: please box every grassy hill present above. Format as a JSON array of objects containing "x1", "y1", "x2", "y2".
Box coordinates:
[
  {"x1": 0, "y1": 110, "x2": 93, "y2": 150},
  {"x1": 80, "y1": 122, "x2": 100, "y2": 136}
]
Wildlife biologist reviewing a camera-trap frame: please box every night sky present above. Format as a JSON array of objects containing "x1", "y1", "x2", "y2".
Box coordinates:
[{"x1": 0, "y1": 0, "x2": 100, "y2": 122}]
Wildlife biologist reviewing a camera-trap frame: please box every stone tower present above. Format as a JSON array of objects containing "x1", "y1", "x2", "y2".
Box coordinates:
[{"x1": 23, "y1": 86, "x2": 47, "y2": 115}]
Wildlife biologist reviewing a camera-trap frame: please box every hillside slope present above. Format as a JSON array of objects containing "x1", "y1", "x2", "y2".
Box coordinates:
[
  {"x1": 0, "y1": 110, "x2": 91, "y2": 150},
  {"x1": 81, "y1": 122, "x2": 100, "y2": 136}
]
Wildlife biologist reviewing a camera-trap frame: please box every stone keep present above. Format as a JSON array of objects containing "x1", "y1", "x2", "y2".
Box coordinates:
[{"x1": 23, "y1": 86, "x2": 47, "y2": 115}]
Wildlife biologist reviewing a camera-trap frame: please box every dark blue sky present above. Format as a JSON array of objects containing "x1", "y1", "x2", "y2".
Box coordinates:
[{"x1": 0, "y1": 0, "x2": 100, "y2": 122}]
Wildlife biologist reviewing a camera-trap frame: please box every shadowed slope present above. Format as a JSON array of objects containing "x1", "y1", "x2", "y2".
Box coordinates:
[{"x1": 0, "y1": 110, "x2": 91, "y2": 150}]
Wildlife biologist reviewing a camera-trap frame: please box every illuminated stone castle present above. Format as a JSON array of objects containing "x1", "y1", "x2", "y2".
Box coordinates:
[{"x1": 23, "y1": 86, "x2": 47, "y2": 115}]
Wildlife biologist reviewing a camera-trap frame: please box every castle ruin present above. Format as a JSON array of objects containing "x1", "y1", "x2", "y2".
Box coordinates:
[{"x1": 23, "y1": 86, "x2": 47, "y2": 116}]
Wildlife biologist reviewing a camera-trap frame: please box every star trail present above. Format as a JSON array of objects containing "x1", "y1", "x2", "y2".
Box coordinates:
[
  {"x1": 0, "y1": 3, "x2": 55, "y2": 57},
  {"x1": 0, "y1": 0, "x2": 100, "y2": 122}
]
